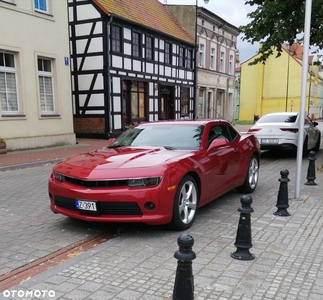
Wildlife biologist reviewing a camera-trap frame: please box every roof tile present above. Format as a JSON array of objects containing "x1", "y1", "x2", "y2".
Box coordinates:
[{"x1": 93, "y1": 0, "x2": 195, "y2": 44}]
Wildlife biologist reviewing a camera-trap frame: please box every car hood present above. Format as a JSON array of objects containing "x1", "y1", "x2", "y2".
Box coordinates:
[{"x1": 58, "y1": 146, "x2": 193, "y2": 170}]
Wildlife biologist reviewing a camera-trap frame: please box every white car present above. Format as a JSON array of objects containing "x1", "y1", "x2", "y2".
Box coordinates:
[{"x1": 248, "y1": 112, "x2": 321, "y2": 153}]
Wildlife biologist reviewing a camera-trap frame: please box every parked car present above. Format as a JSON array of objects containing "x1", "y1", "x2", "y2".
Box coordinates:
[
  {"x1": 248, "y1": 112, "x2": 321, "y2": 153},
  {"x1": 48, "y1": 120, "x2": 260, "y2": 230}
]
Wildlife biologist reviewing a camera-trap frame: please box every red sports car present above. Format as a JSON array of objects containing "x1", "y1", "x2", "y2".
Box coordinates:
[{"x1": 48, "y1": 120, "x2": 260, "y2": 230}]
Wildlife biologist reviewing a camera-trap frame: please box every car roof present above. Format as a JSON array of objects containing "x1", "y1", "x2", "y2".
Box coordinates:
[
  {"x1": 136, "y1": 119, "x2": 229, "y2": 126},
  {"x1": 263, "y1": 112, "x2": 298, "y2": 116}
]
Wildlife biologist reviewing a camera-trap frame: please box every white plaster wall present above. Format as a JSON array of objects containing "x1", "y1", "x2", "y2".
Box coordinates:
[{"x1": 0, "y1": 0, "x2": 75, "y2": 150}]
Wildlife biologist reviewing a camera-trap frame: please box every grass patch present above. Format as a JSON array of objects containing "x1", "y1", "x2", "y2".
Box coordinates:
[{"x1": 233, "y1": 120, "x2": 254, "y2": 125}]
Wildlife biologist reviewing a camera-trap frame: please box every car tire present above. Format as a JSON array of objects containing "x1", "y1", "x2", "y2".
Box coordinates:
[
  {"x1": 169, "y1": 175, "x2": 198, "y2": 231},
  {"x1": 236, "y1": 155, "x2": 259, "y2": 193},
  {"x1": 313, "y1": 133, "x2": 321, "y2": 152}
]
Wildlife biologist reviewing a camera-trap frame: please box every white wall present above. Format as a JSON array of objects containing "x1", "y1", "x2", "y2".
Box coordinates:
[{"x1": 0, "y1": 0, "x2": 75, "y2": 150}]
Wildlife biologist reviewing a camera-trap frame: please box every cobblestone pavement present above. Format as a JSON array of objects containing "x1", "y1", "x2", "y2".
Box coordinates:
[{"x1": 1, "y1": 125, "x2": 323, "y2": 299}]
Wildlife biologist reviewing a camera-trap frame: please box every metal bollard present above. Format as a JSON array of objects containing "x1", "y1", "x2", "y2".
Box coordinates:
[
  {"x1": 274, "y1": 169, "x2": 291, "y2": 216},
  {"x1": 173, "y1": 234, "x2": 196, "y2": 300},
  {"x1": 231, "y1": 195, "x2": 255, "y2": 260},
  {"x1": 305, "y1": 151, "x2": 317, "y2": 186}
]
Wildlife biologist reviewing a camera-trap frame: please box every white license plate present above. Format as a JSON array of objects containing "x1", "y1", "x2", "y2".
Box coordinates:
[
  {"x1": 76, "y1": 200, "x2": 97, "y2": 211},
  {"x1": 260, "y1": 138, "x2": 279, "y2": 144}
]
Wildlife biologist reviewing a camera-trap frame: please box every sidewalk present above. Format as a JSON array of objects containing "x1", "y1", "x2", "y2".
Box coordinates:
[{"x1": 0, "y1": 139, "x2": 108, "y2": 171}]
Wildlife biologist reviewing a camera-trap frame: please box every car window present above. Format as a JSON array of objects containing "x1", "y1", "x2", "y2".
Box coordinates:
[
  {"x1": 257, "y1": 114, "x2": 298, "y2": 123},
  {"x1": 207, "y1": 125, "x2": 233, "y2": 147},
  {"x1": 109, "y1": 124, "x2": 204, "y2": 150}
]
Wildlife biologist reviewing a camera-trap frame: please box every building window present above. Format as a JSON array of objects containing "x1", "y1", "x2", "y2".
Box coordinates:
[
  {"x1": 111, "y1": 25, "x2": 121, "y2": 53},
  {"x1": 145, "y1": 36, "x2": 153, "y2": 60},
  {"x1": 0, "y1": 52, "x2": 18, "y2": 115},
  {"x1": 210, "y1": 48, "x2": 215, "y2": 70},
  {"x1": 179, "y1": 47, "x2": 185, "y2": 67},
  {"x1": 220, "y1": 51, "x2": 225, "y2": 72},
  {"x1": 180, "y1": 87, "x2": 189, "y2": 118},
  {"x1": 131, "y1": 81, "x2": 146, "y2": 122},
  {"x1": 132, "y1": 32, "x2": 141, "y2": 57},
  {"x1": 199, "y1": 44, "x2": 204, "y2": 68},
  {"x1": 165, "y1": 42, "x2": 172, "y2": 64},
  {"x1": 186, "y1": 49, "x2": 192, "y2": 69},
  {"x1": 229, "y1": 55, "x2": 233, "y2": 74},
  {"x1": 38, "y1": 58, "x2": 54, "y2": 114},
  {"x1": 34, "y1": 0, "x2": 48, "y2": 13}
]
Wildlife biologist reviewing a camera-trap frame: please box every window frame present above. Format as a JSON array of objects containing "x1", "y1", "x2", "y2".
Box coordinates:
[
  {"x1": 0, "y1": 51, "x2": 19, "y2": 116},
  {"x1": 132, "y1": 32, "x2": 141, "y2": 58},
  {"x1": 220, "y1": 51, "x2": 225, "y2": 72},
  {"x1": 229, "y1": 54, "x2": 234, "y2": 75},
  {"x1": 111, "y1": 25, "x2": 122, "y2": 53},
  {"x1": 186, "y1": 49, "x2": 192, "y2": 69},
  {"x1": 34, "y1": 0, "x2": 49, "y2": 14},
  {"x1": 179, "y1": 46, "x2": 185, "y2": 67},
  {"x1": 165, "y1": 42, "x2": 172, "y2": 65},
  {"x1": 199, "y1": 44, "x2": 204, "y2": 68},
  {"x1": 37, "y1": 57, "x2": 55, "y2": 116},
  {"x1": 145, "y1": 36, "x2": 154, "y2": 60},
  {"x1": 210, "y1": 48, "x2": 215, "y2": 70}
]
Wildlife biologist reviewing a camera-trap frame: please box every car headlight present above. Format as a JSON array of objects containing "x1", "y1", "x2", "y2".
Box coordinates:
[
  {"x1": 53, "y1": 171, "x2": 65, "y2": 182},
  {"x1": 128, "y1": 177, "x2": 162, "y2": 188}
]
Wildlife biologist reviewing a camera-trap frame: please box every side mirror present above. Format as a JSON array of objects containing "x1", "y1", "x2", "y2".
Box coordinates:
[{"x1": 208, "y1": 139, "x2": 228, "y2": 150}]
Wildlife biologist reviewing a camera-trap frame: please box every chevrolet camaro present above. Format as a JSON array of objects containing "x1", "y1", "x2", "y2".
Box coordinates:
[{"x1": 48, "y1": 120, "x2": 260, "y2": 230}]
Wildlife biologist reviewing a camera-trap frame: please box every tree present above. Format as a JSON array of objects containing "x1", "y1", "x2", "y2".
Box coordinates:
[{"x1": 240, "y1": 0, "x2": 323, "y2": 65}]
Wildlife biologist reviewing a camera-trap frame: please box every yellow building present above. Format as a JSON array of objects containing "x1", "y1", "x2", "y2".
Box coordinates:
[{"x1": 239, "y1": 44, "x2": 323, "y2": 121}]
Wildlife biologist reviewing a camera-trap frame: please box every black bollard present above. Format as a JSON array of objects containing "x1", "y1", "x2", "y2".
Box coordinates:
[
  {"x1": 173, "y1": 234, "x2": 196, "y2": 300},
  {"x1": 273, "y1": 169, "x2": 291, "y2": 216},
  {"x1": 231, "y1": 195, "x2": 255, "y2": 261},
  {"x1": 305, "y1": 151, "x2": 317, "y2": 186}
]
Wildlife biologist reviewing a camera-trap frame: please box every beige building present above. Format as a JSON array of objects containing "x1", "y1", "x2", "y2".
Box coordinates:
[
  {"x1": 0, "y1": 0, "x2": 75, "y2": 151},
  {"x1": 165, "y1": 5, "x2": 240, "y2": 121}
]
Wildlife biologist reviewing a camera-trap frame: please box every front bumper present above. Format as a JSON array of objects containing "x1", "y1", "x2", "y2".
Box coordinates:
[{"x1": 48, "y1": 177, "x2": 175, "y2": 225}]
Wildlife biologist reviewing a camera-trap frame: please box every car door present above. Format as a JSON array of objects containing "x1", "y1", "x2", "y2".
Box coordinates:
[{"x1": 201, "y1": 124, "x2": 240, "y2": 202}]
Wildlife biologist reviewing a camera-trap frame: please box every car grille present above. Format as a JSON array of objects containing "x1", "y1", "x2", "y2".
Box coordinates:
[
  {"x1": 55, "y1": 196, "x2": 142, "y2": 216},
  {"x1": 63, "y1": 176, "x2": 128, "y2": 188}
]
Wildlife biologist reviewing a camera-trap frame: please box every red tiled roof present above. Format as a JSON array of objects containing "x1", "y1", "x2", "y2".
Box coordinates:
[{"x1": 93, "y1": 0, "x2": 195, "y2": 44}]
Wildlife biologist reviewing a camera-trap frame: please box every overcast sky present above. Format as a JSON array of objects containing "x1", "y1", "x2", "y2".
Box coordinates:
[{"x1": 159, "y1": 0, "x2": 259, "y2": 63}]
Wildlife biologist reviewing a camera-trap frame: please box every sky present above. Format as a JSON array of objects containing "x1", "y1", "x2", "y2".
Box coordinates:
[{"x1": 159, "y1": 0, "x2": 259, "y2": 63}]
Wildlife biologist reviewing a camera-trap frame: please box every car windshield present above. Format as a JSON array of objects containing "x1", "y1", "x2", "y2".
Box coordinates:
[
  {"x1": 109, "y1": 124, "x2": 204, "y2": 150},
  {"x1": 257, "y1": 113, "x2": 298, "y2": 124}
]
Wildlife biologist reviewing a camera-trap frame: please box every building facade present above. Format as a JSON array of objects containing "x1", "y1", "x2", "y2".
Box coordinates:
[
  {"x1": 165, "y1": 5, "x2": 240, "y2": 122},
  {"x1": 239, "y1": 44, "x2": 323, "y2": 121},
  {"x1": 68, "y1": 0, "x2": 196, "y2": 138},
  {"x1": 0, "y1": 0, "x2": 75, "y2": 151}
]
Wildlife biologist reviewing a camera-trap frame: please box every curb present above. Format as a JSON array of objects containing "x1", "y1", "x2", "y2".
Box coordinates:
[{"x1": 0, "y1": 158, "x2": 62, "y2": 172}]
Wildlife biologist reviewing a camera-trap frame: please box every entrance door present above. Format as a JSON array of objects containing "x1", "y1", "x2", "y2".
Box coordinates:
[{"x1": 159, "y1": 86, "x2": 175, "y2": 120}]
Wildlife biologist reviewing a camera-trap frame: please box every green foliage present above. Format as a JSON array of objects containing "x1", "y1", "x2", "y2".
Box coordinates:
[{"x1": 240, "y1": 0, "x2": 323, "y2": 65}]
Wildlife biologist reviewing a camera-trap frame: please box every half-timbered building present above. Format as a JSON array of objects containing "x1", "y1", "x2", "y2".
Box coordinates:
[{"x1": 68, "y1": 0, "x2": 196, "y2": 138}]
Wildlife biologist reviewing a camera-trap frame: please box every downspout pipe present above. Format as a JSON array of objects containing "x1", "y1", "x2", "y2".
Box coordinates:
[{"x1": 106, "y1": 14, "x2": 113, "y2": 134}]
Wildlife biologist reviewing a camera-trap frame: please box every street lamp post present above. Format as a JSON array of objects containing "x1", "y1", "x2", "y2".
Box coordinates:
[{"x1": 285, "y1": 47, "x2": 296, "y2": 112}]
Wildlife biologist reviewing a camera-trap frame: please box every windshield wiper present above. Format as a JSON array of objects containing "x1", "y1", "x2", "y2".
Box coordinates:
[{"x1": 108, "y1": 144, "x2": 125, "y2": 148}]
